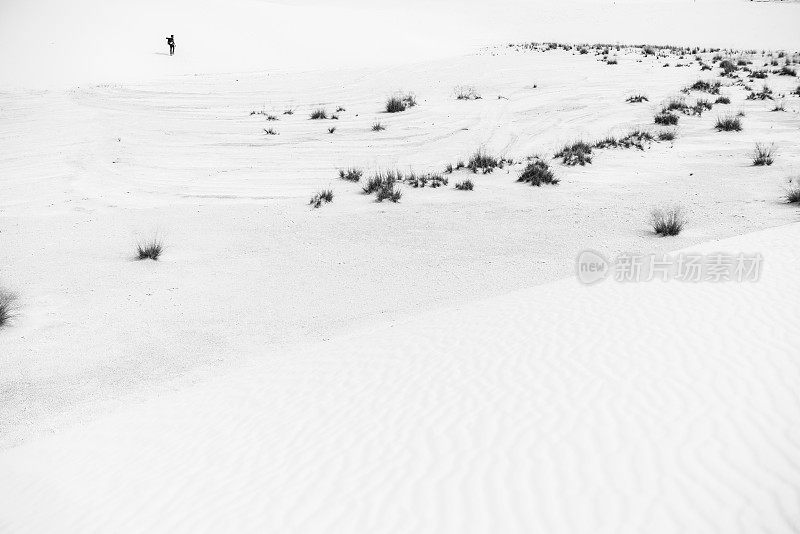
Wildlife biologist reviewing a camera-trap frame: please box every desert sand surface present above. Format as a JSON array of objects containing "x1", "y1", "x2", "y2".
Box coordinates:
[
  {"x1": 2, "y1": 0, "x2": 800, "y2": 531},
  {"x1": 2, "y1": 223, "x2": 800, "y2": 533}
]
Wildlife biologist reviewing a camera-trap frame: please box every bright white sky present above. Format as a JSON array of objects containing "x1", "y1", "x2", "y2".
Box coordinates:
[{"x1": 1, "y1": 0, "x2": 798, "y2": 89}]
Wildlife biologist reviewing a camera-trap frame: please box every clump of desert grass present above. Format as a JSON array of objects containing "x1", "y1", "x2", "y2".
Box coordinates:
[
  {"x1": 327, "y1": 126, "x2": 336, "y2": 134},
  {"x1": 0, "y1": 289, "x2": 18, "y2": 328},
  {"x1": 626, "y1": 94, "x2": 648, "y2": 103},
  {"x1": 403, "y1": 172, "x2": 448, "y2": 188},
  {"x1": 684, "y1": 79, "x2": 721, "y2": 94},
  {"x1": 371, "y1": 121, "x2": 385, "y2": 131},
  {"x1": 752, "y1": 143, "x2": 775, "y2": 166},
  {"x1": 283, "y1": 108, "x2": 295, "y2": 115},
  {"x1": 715, "y1": 114, "x2": 742, "y2": 131},
  {"x1": 310, "y1": 108, "x2": 328, "y2": 120},
  {"x1": 338, "y1": 167, "x2": 363, "y2": 182},
  {"x1": 654, "y1": 111, "x2": 679, "y2": 125},
  {"x1": 554, "y1": 141, "x2": 592, "y2": 166},
  {"x1": 663, "y1": 97, "x2": 691, "y2": 113},
  {"x1": 714, "y1": 96, "x2": 731, "y2": 104},
  {"x1": 336, "y1": 106, "x2": 346, "y2": 112},
  {"x1": 454, "y1": 179, "x2": 474, "y2": 191},
  {"x1": 250, "y1": 110, "x2": 278, "y2": 119},
  {"x1": 771, "y1": 101, "x2": 786, "y2": 112},
  {"x1": 376, "y1": 185, "x2": 402, "y2": 202},
  {"x1": 658, "y1": 129, "x2": 677, "y2": 141},
  {"x1": 136, "y1": 238, "x2": 163, "y2": 261},
  {"x1": 594, "y1": 129, "x2": 655, "y2": 150},
  {"x1": 264, "y1": 127, "x2": 278, "y2": 135},
  {"x1": 466, "y1": 148, "x2": 511, "y2": 173},
  {"x1": 750, "y1": 69, "x2": 769, "y2": 79},
  {"x1": 309, "y1": 189, "x2": 334, "y2": 208},
  {"x1": 518, "y1": 158, "x2": 559, "y2": 186},
  {"x1": 775, "y1": 66, "x2": 797, "y2": 77},
  {"x1": 385, "y1": 96, "x2": 405, "y2": 113},
  {"x1": 692, "y1": 98, "x2": 714, "y2": 115},
  {"x1": 662, "y1": 96, "x2": 711, "y2": 116},
  {"x1": 785, "y1": 178, "x2": 800, "y2": 204},
  {"x1": 785, "y1": 180, "x2": 800, "y2": 204},
  {"x1": 385, "y1": 93, "x2": 417, "y2": 113},
  {"x1": 719, "y1": 59, "x2": 737, "y2": 75},
  {"x1": 454, "y1": 85, "x2": 482, "y2": 100},
  {"x1": 746, "y1": 85, "x2": 773, "y2": 100},
  {"x1": 650, "y1": 207, "x2": 685, "y2": 236},
  {"x1": 362, "y1": 171, "x2": 403, "y2": 202}
]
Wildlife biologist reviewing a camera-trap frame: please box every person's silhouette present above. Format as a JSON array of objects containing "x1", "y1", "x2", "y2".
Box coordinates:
[{"x1": 166, "y1": 35, "x2": 175, "y2": 56}]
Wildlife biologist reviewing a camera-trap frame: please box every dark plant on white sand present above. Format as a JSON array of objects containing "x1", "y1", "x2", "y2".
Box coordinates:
[
  {"x1": 0, "y1": 289, "x2": 18, "y2": 327},
  {"x1": 650, "y1": 207, "x2": 685, "y2": 236}
]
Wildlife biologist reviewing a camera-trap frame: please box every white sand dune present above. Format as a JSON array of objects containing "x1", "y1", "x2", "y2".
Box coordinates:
[
  {"x1": 2, "y1": 46, "x2": 799, "y2": 449},
  {"x1": 2, "y1": 0, "x2": 800, "y2": 89},
  {"x1": 2, "y1": 0, "x2": 800, "y2": 531},
  {"x1": 1, "y1": 222, "x2": 799, "y2": 533}
]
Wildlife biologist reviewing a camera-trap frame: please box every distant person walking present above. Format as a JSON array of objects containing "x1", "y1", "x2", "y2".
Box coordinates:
[{"x1": 166, "y1": 35, "x2": 175, "y2": 56}]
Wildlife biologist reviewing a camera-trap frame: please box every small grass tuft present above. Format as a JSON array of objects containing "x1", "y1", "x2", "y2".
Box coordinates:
[
  {"x1": 310, "y1": 108, "x2": 328, "y2": 120},
  {"x1": 685, "y1": 79, "x2": 721, "y2": 94},
  {"x1": 309, "y1": 189, "x2": 334, "y2": 208},
  {"x1": 136, "y1": 238, "x2": 163, "y2": 261},
  {"x1": 467, "y1": 148, "x2": 508, "y2": 173},
  {"x1": 403, "y1": 172, "x2": 448, "y2": 188},
  {"x1": 650, "y1": 207, "x2": 685, "y2": 236},
  {"x1": 654, "y1": 111, "x2": 679, "y2": 125},
  {"x1": 518, "y1": 158, "x2": 559, "y2": 186},
  {"x1": 363, "y1": 171, "x2": 403, "y2": 202},
  {"x1": 554, "y1": 141, "x2": 593, "y2": 166},
  {"x1": 785, "y1": 179, "x2": 800, "y2": 203},
  {"x1": 626, "y1": 94, "x2": 648, "y2": 103},
  {"x1": 264, "y1": 127, "x2": 278, "y2": 135},
  {"x1": 385, "y1": 96, "x2": 405, "y2": 113},
  {"x1": 752, "y1": 143, "x2": 775, "y2": 166},
  {"x1": 719, "y1": 59, "x2": 737, "y2": 74},
  {"x1": 376, "y1": 187, "x2": 402, "y2": 203},
  {"x1": 328, "y1": 126, "x2": 336, "y2": 134},
  {"x1": 385, "y1": 93, "x2": 417, "y2": 113},
  {"x1": 454, "y1": 85, "x2": 482, "y2": 100},
  {"x1": 715, "y1": 114, "x2": 742, "y2": 131},
  {"x1": 658, "y1": 129, "x2": 676, "y2": 141},
  {"x1": 714, "y1": 96, "x2": 731, "y2": 104},
  {"x1": 746, "y1": 85, "x2": 773, "y2": 100},
  {"x1": 0, "y1": 289, "x2": 18, "y2": 328},
  {"x1": 338, "y1": 167, "x2": 363, "y2": 182},
  {"x1": 371, "y1": 121, "x2": 385, "y2": 131},
  {"x1": 454, "y1": 179, "x2": 474, "y2": 191}
]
